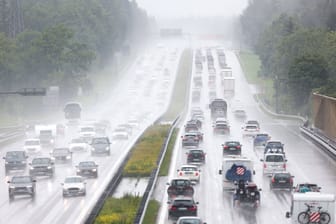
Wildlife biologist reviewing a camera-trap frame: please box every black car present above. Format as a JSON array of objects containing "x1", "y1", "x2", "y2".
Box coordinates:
[
  {"x1": 91, "y1": 137, "x2": 111, "y2": 156},
  {"x1": 222, "y1": 141, "x2": 242, "y2": 155},
  {"x1": 76, "y1": 161, "x2": 98, "y2": 178},
  {"x1": 3, "y1": 151, "x2": 28, "y2": 174},
  {"x1": 29, "y1": 157, "x2": 55, "y2": 177},
  {"x1": 8, "y1": 175, "x2": 36, "y2": 199},
  {"x1": 187, "y1": 149, "x2": 206, "y2": 164},
  {"x1": 168, "y1": 197, "x2": 198, "y2": 219},
  {"x1": 167, "y1": 179, "x2": 194, "y2": 199},
  {"x1": 270, "y1": 172, "x2": 294, "y2": 191},
  {"x1": 50, "y1": 147, "x2": 72, "y2": 162}
]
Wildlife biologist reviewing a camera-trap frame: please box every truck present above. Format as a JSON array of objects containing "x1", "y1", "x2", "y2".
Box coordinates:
[
  {"x1": 222, "y1": 77, "x2": 235, "y2": 96},
  {"x1": 64, "y1": 102, "x2": 82, "y2": 120},
  {"x1": 218, "y1": 156, "x2": 255, "y2": 192},
  {"x1": 209, "y1": 98, "x2": 227, "y2": 119},
  {"x1": 286, "y1": 192, "x2": 335, "y2": 224}
]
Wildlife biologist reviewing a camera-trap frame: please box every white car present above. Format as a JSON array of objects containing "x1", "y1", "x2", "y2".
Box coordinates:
[
  {"x1": 242, "y1": 124, "x2": 260, "y2": 137},
  {"x1": 111, "y1": 127, "x2": 129, "y2": 140},
  {"x1": 260, "y1": 153, "x2": 287, "y2": 175},
  {"x1": 127, "y1": 118, "x2": 139, "y2": 128},
  {"x1": 69, "y1": 138, "x2": 88, "y2": 152},
  {"x1": 177, "y1": 165, "x2": 201, "y2": 183},
  {"x1": 23, "y1": 138, "x2": 41, "y2": 153},
  {"x1": 62, "y1": 176, "x2": 86, "y2": 197},
  {"x1": 176, "y1": 216, "x2": 206, "y2": 224},
  {"x1": 79, "y1": 126, "x2": 96, "y2": 142}
]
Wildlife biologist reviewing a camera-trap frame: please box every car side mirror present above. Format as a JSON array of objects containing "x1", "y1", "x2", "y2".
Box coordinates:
[
  {"x1": 285, "y1": 159, "x2": 288, "y2": 162},
  {"x1": 196, "y1": 202, "x2": 199, "y2": 204},
  {"x1": 33, "y1": 180, "x2": 37, "y2": 182},
  {"x1": 286, "y1": 212, "x2": 291, "y2": 218},
  {"x1": 218, "y1": 170, "x2": 222, "y2": 175},
  {"x1": 167, "y1": 201, "x2": 171, "y2": 204},
  {"x1": 199, "y1": 170, "x2": 201, "y2": 172},
  {"x1": 259, "y1": 188, "x2": 262, "y2": 191},
  {"x1": 166, "y1": 182, "x2": 170, "y2": 185},
  {"x1": 51, "y1": 162, "x2": 55, "y2": 165},
  {"x1": 7, "y1": 181, "x2": 10, "y2": 183},
  {"x1": 75, "y1": 166, "x2": 78, "y2": 168},
  {"x1": 61, "y1": 183, "x2": 64, "y2": 186},
  {"x1": 260, "y1": 159, "x2": 264, "y2": 162},
  {"x1": 177, "y1": 169, "x2": 180, "y2": 172},
  {"x1": 253, "y1": 170, "x2": 256, "y2": 175}
]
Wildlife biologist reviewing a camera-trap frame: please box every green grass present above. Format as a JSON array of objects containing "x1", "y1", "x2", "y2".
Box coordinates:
[
  {"x1": 94, "y1": 194, "x2": 141, "y2": 224},
  {"x1": 123, "y1": 125, "x2": 170, "y2": 177},
  {"x1": 238, "y1": 51, "x2": 275, "y2": 107},
  {"x1": 159, "y1": 128, "x2": 178, "y2": 176},
  {"x1": 162, "y1": 49, "x2": 192, "y2": 121},
  {"x1": 142, "y1": 200, "x2": 160, "y2": 224}
]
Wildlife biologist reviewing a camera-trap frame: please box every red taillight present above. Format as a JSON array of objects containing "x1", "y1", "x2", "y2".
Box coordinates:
[
  {"x1": 290, "y1": 178, "x2": 293, "y2": 184},
  {"x1": 195, "y1": 172, "x2": 199, "y2": 176},
  {"x1": 179, "y1": 172, "x2": 183, "y2": 176},
  {"x1": 237, "y1": 145, "x2": 241, "y2": 149},
  {"x1": 263, "y1": 163, "x2": 267, "y2": 168},
  {"x1": 224, "y1": 146, "x2": 228, "y2": 149},
  {"x1": 170, "y1": 206, "x2": 177, "y2": 211},
  {"x1": 271, "y1": 178, "x2": 275, "y2": 183},
  {"x1": 188, "y1": 206, "x2": 197, "y2": 211},
  {"x1": 283, "y1": 163, "x2": 286, "y2": 169}
]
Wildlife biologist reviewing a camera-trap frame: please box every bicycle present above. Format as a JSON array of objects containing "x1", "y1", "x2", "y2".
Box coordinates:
[{"x1": 298, "y1": 203, "x2": 331, "y2": 224}]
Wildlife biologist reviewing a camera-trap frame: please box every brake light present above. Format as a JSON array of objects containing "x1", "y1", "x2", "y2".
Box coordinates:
[
  {"x1": 179, "y1": 172, "x2": 183, "y2": 176},
  {"x1": 263, "y1": 163, "x2": 267, "y2": 168},
  {"x1": 170, "y1": 206, "x2": 177, "y2": 211},
  {"x1": 188, "y1": 205, "x2": 197, "y2": 211},
  {"x1": 195, "y1": 172, "x2": 199, "y2": 176},
  {"x1": 224, "y1": 146, "x2": 229, "y2": 149},
  {"x1": 237, "y1": 145, "x2": 241, "y2": 149},
  {"x1": 283, "y1": 163, "x2": 286, "y2": 169},
  {"x1": 271, "y1": 177, "x2": 275, "y2": 183},
  {"x1": 188, "y1": 154, "x2": 192, "y2": 158}
]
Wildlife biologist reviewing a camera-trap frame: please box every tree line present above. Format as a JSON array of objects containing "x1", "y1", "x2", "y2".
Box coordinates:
[
  {"x1": 240, "y1": 0, "x2": 336, "y2": 114},
  {"x1": 0, "y1": 0, "x2": 150, "y2": 99}
]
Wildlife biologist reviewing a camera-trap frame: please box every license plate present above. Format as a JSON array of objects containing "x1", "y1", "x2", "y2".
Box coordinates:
[
  {"x1": 279, "y1": 180, "x2": 286, "y2": 183},
  {"x1": 178, "y1": 207, "x2": 187, "y2": 211},
  {"x1": 229, "y1": 148, "x2": 236, "y2": 150},
  {"x1": 185, "y1": 172, "x2": 193, "y2": 174}
]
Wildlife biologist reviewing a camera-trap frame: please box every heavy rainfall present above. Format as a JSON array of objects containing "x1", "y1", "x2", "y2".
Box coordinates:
[{"x1": 0, "y1": 0, "x2": 335, "y2": 224}]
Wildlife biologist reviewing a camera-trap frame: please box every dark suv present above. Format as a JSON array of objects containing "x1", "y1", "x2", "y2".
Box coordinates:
[
  {"x1": 168, "y1": 197, "x2": 198, "y2": 219},
  {"x1": 222, "y1": 141, "x2": 242, "y2": 156},
  {"x1": 270, "y1": 172, "x2": 294, "y2": 191},
  {"x1": 187, "y1": 149, "x2": 206, "y2": 164},
  {"x1": 91, "y1": 137, "x2": 111, "y2": 156},
  {"x1": 29, "y1": 157, "x2": 55, "y2": 177},
  {"x1": 50, "y1": 147, "x2": 72, "y2": 162},
  {"x1": 76, "y1": 161, "x2": 98, "y2": 178},
  {"x1": 8, "y1": 175, "x2": 36, "y2": 199},
  {"x1": 3, "y1": 151, "x2": 28, "y2": 174}
]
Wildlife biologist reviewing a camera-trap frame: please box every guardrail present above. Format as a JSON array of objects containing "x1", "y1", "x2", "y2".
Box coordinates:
[
  {"x1": 133, "y1": 116, "x2": 180, "y2": 224},
  {"x1": 0, "y1": 126, "x2": 25, "y2": 146}
]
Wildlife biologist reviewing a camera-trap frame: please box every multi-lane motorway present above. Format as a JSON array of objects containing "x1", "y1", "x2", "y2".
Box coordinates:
[
  {"x1": 0, "y1": 41, "x2": 183, "y2": 224},
  {"x1": 157, "y1": 45, "x2": 336, "y2": 224}
]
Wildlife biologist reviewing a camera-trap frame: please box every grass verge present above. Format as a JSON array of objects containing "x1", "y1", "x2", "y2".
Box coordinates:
[
  {"x1": 123, "y1": 125, "x2": 170, "y2": 177},
  {"x1": 142, "y1": 199, "x2": 160, "y2": 224},
  {"x1": 158, "y1": 128, "x2": 178, "y2": 176},
  {"x1": 162, "y1": 49, "x2": 192, "y2": 121}
]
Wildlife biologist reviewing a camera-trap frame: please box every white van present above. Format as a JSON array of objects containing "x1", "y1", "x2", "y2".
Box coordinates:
[
  {"x1": 286, "y1": 192, "x2": 335, "y2": 224},
  {"x1": 218, "y1": 156, "x2": 255, "y2": 191},
  {"x1": 260, "y1": 153, "x2": 287, "y2": 175}
]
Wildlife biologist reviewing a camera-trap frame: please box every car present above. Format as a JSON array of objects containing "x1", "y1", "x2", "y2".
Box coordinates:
[
  {"x1": 177, "y1": 165, "x2": 201, "y2": 183},
  {"x1": 62, "y1": 176, "x2": 86, "y2": 197},
  {"x1": 69, "y1": 138, "x2": 89, "y2": 152},
  {"x1": 222, "y1": 141, "x2": 242, "y2": 156},
  {"x1": 192, "y1": 88, "x2": 201, "y2": 102},
  {"x1": 213, "y1": 118, "x2": 230, "y2": 135},
  {"x1": 50, "y1": 147, "x2": 72, "y2": 162},
  {"x1": 188, "y1": 130, "x2": 204, "y2": 142},
  {"x1": 76, "y1": 161, "x2": 98, "y2": 178},
  {"x1": 264, "y1": 141, "x2": 284, "y2": 153},
  {"x1": 260, "y1": 153, "x2": 287, "y2": 175},
  {"x1": 246, "y1": 120, "x2": 260, "y2": 129},
  {"x1": 208, "y1": 90, "x2": 217, "y2": 101},
  {"x1": 117, "y1": 124, "x2": 133, "y2": 135},
  {"x1": 8, "y1": 175, "x2": 36, "y2": 199},
  {"x1": 168, "y1": 197, "x2": 198, "y2": 220},
  {"x1": 176, "y1": 217, "x2": 206, "y2": 224},
  {"x1": 233, "y1": 109, "x2": 247, "y2": 119},
  {"x1": 187, "y1": 149, "x2": 206, "y2": 164},
  {"x1": 90, "y1": 137, "x2": 111, "y2": 156},
  {"x1": 23, "y1": 138, "x2": 41, "y2": 154},
  {"x1": 233, "y1": 181, "x2": 261, "y2": 208},
  {"x1": 294, "y1": 183, "x2": 321, "y2": 193},
  {"x1": 3, "y1": 151, "x2": 28, "y2": 174},
  {"x1": 270, "y1": 172, "x2": 294, "y2": 191},
  {"x1": 127, "y1": 118, "x2": 139, "y2": 128},
  {"x1": 167, "y1": 178, "x2": 194, "y2": 199},
  {"x1": 79, "y1": 126, "x2": 96, "y2": 143},
  {"x1": 111, "y1": 127, "x2": 129, "y2": 140},
  {"x1": 29, "y1": 157, "x2": 55, "y2": 177},
  {"x1": 181, "y1": 133, "x2": 200, "y2": 148},
  {"x1": 253, "y1": 133, "x2": 271, "y2": 149},
  {"x1": 184, "y1": 120, "x2": 201, "y2": 132},
  {"x1": 242, "y1": 124, "x2": 259, "y2": 137}
]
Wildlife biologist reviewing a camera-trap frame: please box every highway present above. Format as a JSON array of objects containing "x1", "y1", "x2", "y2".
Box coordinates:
[
  {"x1": 157, "y1": 44, "x2": 336, "y2": 224},
  {"x1": 0, "y1": 41, "x2": 183, "y2": 224}
]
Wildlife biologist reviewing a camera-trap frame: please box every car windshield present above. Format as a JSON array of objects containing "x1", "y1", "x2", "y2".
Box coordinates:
[
  {"x1": 179, "y1": 219, "x2": 201, "y2": 224},
  {"x1": 11, "y1": 176, "x2": 32, "y2": 183},
  {"x1": 65, "y1": 177, "x2": 83, "y2": 183},
  {"x1": 32, "y1": 158, "x2": 50, "y2": 164},
  {"x1": 92, "y1": 138, "x2": 109, "y2": 144},
  {"x1": 227, "y1": 142, "x2": 239, "y2": 146},
  {"x1": 71, "y1": 138, "x2": 84, "y2": 143},
  {"x1": 81, "y1": 127, "x2": 94, "y2": 132},
  {"x1": 191, "y1": 150, "x2": 203, "y2": 154},
  {"x1": 53, "y1": 148, "x2": 69, "y2": 154},
  {"x1": 181, "y1": 167, "x2": 197, "y2": 171},
  {"x1": 5, "y1": 152, "x2": 25, "y2": 161},
  {"x1": 266, "y1": 155, "x2": 284, "y2": 162},
  {"x1": 79, "y1": 161, "x2": 95, "y2": 167},
  {"x1": 172, "y1": 179, "x2": 189, "y2": 186},
  {"x1": 25, "y1": 140, "x2": 39, "y2": 146}
]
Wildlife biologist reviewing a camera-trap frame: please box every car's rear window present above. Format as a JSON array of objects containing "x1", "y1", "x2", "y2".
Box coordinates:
[
  {"x1": 266, "y1": 155, "x2": 284, "y2": 162},
  {"x1": 275, "y1": 173, "x2": 290, "y2": 179},
  {"x1": 173, "y1": 200, "x2": 193, "y2": 206},
  {"x1": 181, "y1": 167, "x2": 197, "y2": 171}
]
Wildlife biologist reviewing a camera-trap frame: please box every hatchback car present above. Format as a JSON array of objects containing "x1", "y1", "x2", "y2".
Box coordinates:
[
  {"x1": 23, "y1": 139, "x2": 41, "y2": 154},
  {"x1": 79, "y1": 126, "x2": 96, "y2": 143},
  {"x1": 168, "y1": 197, "x2": 198, "y2": 220},
  {"x1": 91, "y1": 137, "x2": 111, "y2": 156},
  {"x1": 261, "y1": 153, "x2": 287, "y2": 175},
  {"x1": 76, "y1": 161, "x2": 98, "y2": 178},
  {"x1": 111, "y1": 127, "x2": 129, "y2": 140},
  {"x1": 187, "y1": 149, "x2": 206, "y2": 164},
  {"x1": 181, "y1": 133, "x2": 200, "y2": 148},
  {"x1": 176, "y1": 216, "x2": 206, "y2": 224},
  {"x1": 3, "y1": 151, "x2": 28, "y2": 174},
  {"x1": 29, "y1": 157, "x2": 55, "y2": 177},
  {"x1": 8, "y1": 175, "x2": 36, "y2": 199},
  {"x1": 50, "y1": 147, "x2": 72, "y2": 162},
  {"x1": 253, "y1": 133, "x2": 271, "y2": 149},
  {"x1": 222, "y1": 141, "x2": 242, "y2": 156},
  {"x1": 242, "y1": 124, "x2": 259, "y2": 137},
  {"x1": 270, "y1": 172, "x2": 294, "y2": 191},
  {"x1": 69, "y1": 138, "x2": 89, "y2": 152},
  {"x1": 294, "y1": 183, "x2": 321, "y2": 193},
  {"x1": 177, "y1": 165, "x2": 201, "y2": 183},
  {"x1": 62, "y1": 176, "x2": 86, "y2": 197}
]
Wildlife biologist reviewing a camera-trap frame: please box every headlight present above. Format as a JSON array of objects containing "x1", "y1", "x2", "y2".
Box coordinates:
[
  {"x1": 50, "y1": 139, "x2": 54, "y2": 143},
  {"x1": 66, "y1": 156, "x2": 71, "y2": 159},
  {"x1": 47, "y1": 166, "x2": 52, "y2": 169},
  {"x1": 9, "y1": 186, "x2": 15, "y2": 189},
  {"x1": 76, "y1": 169, "x2": 81, "y2": 172},
  {"x1": 21, "y1": 161, "x2": 26, "y2": 164},
  {"x1": 91, "y1": 148, "x2": 95, "y2": 151},
  {"x1": 5, "y1": 161, "x2": 8, "y2": 164},
  {"x1": 26, "y1": 185, "x2": 33, "y2": 188},
  {"x1": 105, "y1": 147, "x2": 110, "y2": 151},
  {"x1": 30, "y1": 167, "x2": 34, "y2": 170},
  {"x1": 92, "y1": 169, "x2": 97, "y2": 172}
]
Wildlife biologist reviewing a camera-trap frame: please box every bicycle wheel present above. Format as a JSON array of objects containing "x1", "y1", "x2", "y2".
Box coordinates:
[
  {"x1": 298, "y1": 212, "x2": 309, "y2": 224},
  {"x1": 320, "y1": 212, "x2": 331, "y2": 224}
]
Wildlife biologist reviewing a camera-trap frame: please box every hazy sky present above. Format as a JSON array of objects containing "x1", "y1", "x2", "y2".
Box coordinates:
[{"x1": 136, "y1": 0, "x2": 249, "y2": 18}]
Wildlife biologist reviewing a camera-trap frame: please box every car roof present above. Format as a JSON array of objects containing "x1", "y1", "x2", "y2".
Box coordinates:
[{"x1": 181, "y1": 164, "x2": 198, "y2": 169}]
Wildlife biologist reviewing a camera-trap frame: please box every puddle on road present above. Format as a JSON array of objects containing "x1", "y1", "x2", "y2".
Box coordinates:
[{"x1": 113, "y1": 177, "x2": 149, "y2": 198}]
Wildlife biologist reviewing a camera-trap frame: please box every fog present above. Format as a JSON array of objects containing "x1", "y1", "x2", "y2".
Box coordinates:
[{"x1": 137, "y1": 0, "x2": 249, "y2": 19}]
